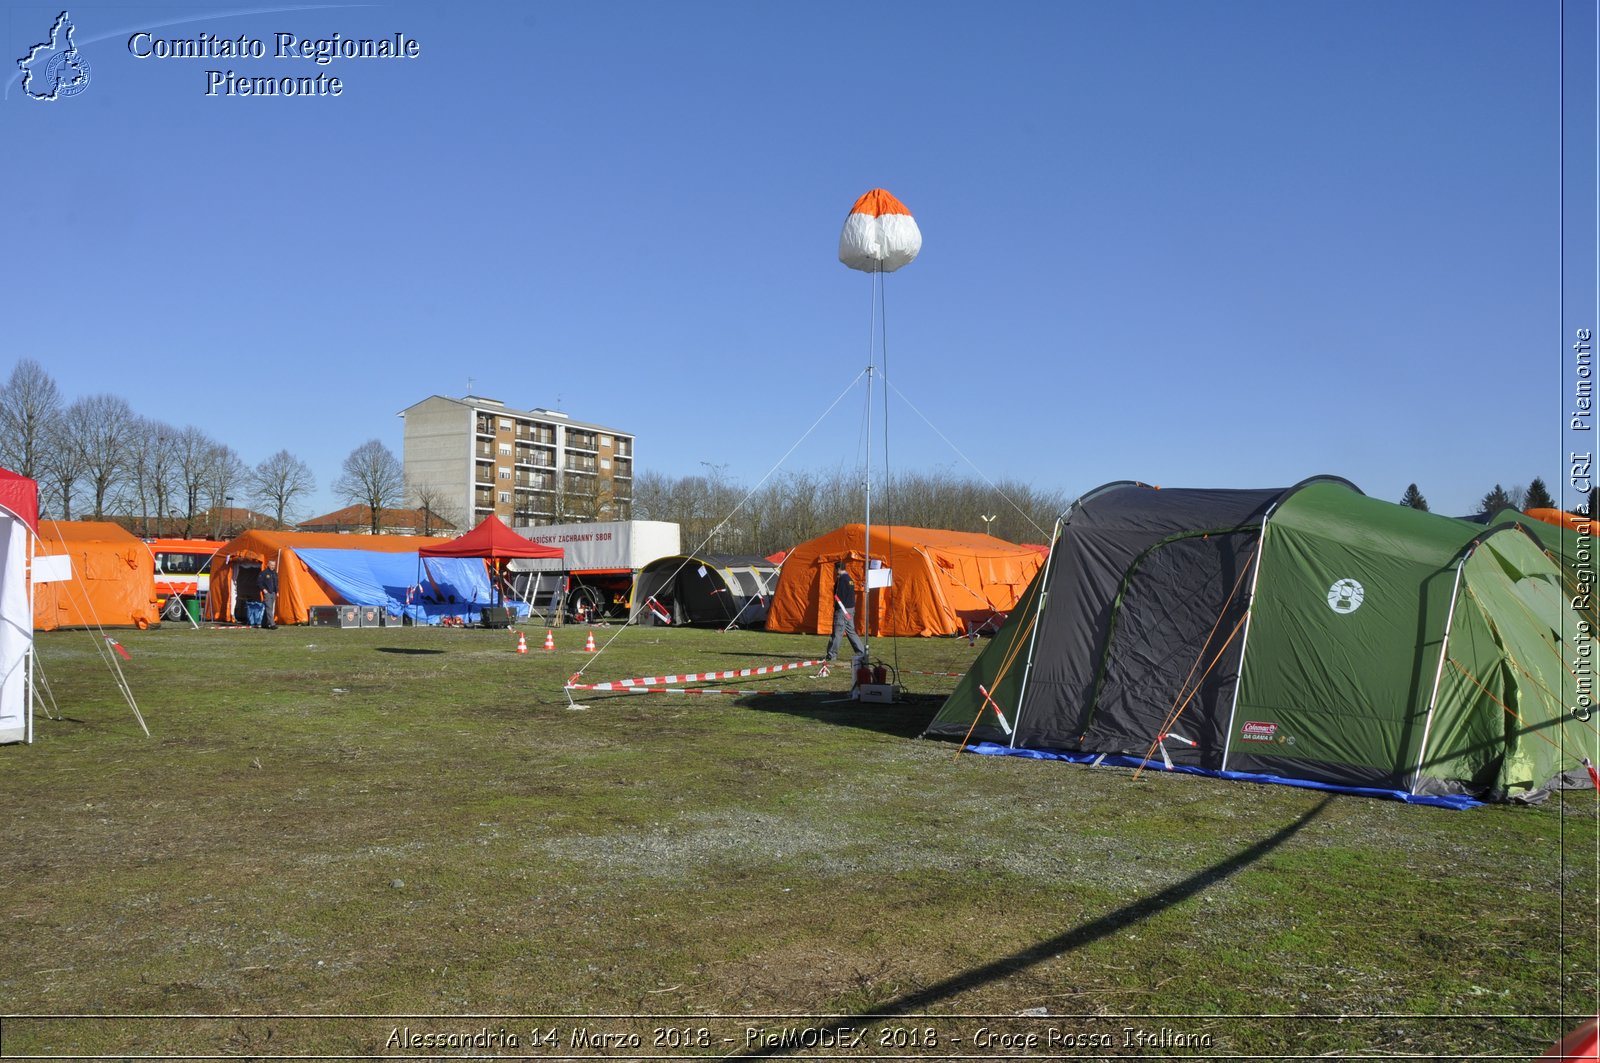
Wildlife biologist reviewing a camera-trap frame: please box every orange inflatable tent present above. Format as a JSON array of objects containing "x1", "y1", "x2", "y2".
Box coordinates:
[
  {"x1": 765, "y1": 524, "x2": 1044, "y2": 638},
  {"x1": 1524, "y1": 507, "x2": 1593, "y2": 534},
  {"x1": 206, "y1": 529, "x2": 451, "y2": 626},
  {"x1": 34, "y1": 521, "x2": 160, "y2": 631}
]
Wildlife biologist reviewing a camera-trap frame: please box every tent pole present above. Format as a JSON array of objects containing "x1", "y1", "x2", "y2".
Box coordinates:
[
  {"x1": 860, "y1": 271, "x2": 877, "y2": 645},
  {"x1": 25, "y1": 523, "x2": 35, "y2": 743},
  {"x1": 1220, "y1": 519, "x2": 1276, "y2": 772},
  {"x1": 1009, "y1": 513, "x2": 1064, "y2": 746},
  {"x1": 1411, "y1": 552, "x2": 1470, "y2": 795}
]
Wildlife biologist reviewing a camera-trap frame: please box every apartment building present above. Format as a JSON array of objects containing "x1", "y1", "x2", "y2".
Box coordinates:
[{"x1": 399, "y1": 395, "x2": 634, "y2": 528}]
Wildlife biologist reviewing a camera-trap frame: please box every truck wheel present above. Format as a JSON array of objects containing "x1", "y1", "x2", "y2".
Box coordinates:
[{"x1": 567, "y1": 585, "x2": 604, "y2": 623}]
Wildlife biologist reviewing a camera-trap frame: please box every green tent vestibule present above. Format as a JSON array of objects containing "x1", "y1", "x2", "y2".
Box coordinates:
[{"x1": 924, "y1": 477, "x2": 1598, "y2": 806}]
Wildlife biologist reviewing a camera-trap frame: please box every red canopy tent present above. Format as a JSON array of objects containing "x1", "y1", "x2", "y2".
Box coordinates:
[
  {"x1": 418, "y1": 516, "x2": 563, "y2": 606},
  {"x1": 0, "y1": 467, "x2": 39, "y2": 531},
  {"x1": 0, "y1": 469, "x2": 37, "y2": 744}
]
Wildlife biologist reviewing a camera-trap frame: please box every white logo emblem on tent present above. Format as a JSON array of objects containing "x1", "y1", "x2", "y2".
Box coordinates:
[{"x1": 1327, "y1": 578, "x2": 1365, "y2": 614}]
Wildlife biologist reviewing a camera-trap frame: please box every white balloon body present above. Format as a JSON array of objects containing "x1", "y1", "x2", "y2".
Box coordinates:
[{"x1": 838, "y1": 209, "x2": 922, "y2": 273}]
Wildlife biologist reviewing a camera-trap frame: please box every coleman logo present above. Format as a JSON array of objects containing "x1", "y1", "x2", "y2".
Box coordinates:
[
  {"x1": 1327, "y1": 578, "x2": 1365, "y2": 614},
  {"x1": 1240, "y1": 721, "x2": 1278, "y2": 742}
]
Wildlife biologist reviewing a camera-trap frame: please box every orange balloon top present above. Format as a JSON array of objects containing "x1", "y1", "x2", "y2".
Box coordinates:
[{"x1": 848, "y1": 188, "x2": 914, "y2": 218}]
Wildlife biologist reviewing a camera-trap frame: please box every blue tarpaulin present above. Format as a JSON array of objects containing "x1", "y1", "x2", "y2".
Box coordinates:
[
  {"x1": 962, "y1": 743, "x2": 1484, "y2": 810},
  {"x1": 294, "y1": 549, "x2": 530, "y2": 626}
]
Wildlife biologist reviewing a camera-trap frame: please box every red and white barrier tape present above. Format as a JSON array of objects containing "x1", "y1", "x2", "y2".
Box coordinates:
[
  {"x1": 617, "y1": 686, "x2": 830, "y2": 696},
  {"x1": 566, "y1": 658, "x2": 823, "y2": 691}
]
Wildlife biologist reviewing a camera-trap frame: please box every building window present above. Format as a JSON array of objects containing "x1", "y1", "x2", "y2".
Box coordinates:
[
  {"x1": 499, "y1": 418, "x2": 512, "y2": 429},
  {"x1": 498, "y1": 442, "x2": 511, "y2": 455},
  {"x1": 499, "y1": 468, "x2": 511, "y2": 480},
  {"x1": 600, "y1": 434, "x2": 612, "y2": 447},
  {"x1": 601, "y1": 458, "x2": 611, "y2": 470},
  {"x1": 499, "y1": 491, "x2": 510, "y2": 504}
]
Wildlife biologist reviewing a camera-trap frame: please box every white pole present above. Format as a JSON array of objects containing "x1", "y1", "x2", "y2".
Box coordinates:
[
  {"x1": 25, "y1": 522, "x2": 34, "y2": 743},
  {"x1": 860, "y1": 270, "x2": 878, "y2": 644},
  {"x1": 1220, "y1": 523, "x2": 1271, "y2": 771},
  {"x1": 1412, "y1": 553, "x2": 1470, "y2": 794},
  {"x1": 1009, "y1": 514, "x2": 1064, "y2": 746}
]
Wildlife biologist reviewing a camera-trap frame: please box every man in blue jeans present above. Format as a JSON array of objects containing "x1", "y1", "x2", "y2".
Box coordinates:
[
  {"x1": 823, "y1": 561, "x2": 867, "y2": 662},
  {"x1": 258, "y1": 561, "x2": 279, "y2": 629}
]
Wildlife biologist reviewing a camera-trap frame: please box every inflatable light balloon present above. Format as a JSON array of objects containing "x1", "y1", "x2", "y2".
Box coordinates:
[{"x1": 838, "y1": 188, "x2": 922, "y2": 273}]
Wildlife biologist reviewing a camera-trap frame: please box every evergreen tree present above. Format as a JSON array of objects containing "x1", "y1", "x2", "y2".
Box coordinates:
[
  {"x1": 1399, "y1": 483, "x2": 1429, "y2": 511},
  {"x1": 1478, "y1": 484, "x2": 1513, "y2": 516},
  {"x1": 1523, "y1": 476, "x2": 1555, "y2": 511}
]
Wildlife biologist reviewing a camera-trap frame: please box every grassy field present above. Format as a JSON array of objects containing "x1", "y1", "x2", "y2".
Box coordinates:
[{"x1": 1, "y1": 620, "x2": 1595, "y2": 1059}]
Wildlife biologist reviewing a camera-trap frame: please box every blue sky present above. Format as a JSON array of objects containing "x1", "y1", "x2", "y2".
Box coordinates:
[{"x1": 5, "y1": 0, "x2": 1597, "y2": 522}]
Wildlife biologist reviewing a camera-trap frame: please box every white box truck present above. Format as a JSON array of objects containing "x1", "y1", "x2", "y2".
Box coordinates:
[{"x1": 510, "y1": 520, "x2": 681, "y2": 622}]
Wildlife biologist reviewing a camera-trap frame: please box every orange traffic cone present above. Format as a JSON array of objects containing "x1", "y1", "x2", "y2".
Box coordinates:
[
  {"x1": 516, "y1": 631, "x2": 527, "y2": 654},
  {"x1": 584, "y1": 631, "x2": 596, "y2": 652},
  {"x1": 543, "y1": 629, "x2": 555, "y2": 651}
]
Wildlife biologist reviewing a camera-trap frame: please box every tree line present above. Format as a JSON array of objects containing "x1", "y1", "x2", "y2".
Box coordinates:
[
  {"x1": 0, "y1": 359, "x2": 418, "y2": 536},
  {"x1": 630, "y1": 466, "x2": 1071, "y2": 557},
  {"x1": 11, "y1": 356, "x2": 1571, "y2": 548},
  {"x1": 1399, "y1": 478, "x2": 1563, "y2": 515}
]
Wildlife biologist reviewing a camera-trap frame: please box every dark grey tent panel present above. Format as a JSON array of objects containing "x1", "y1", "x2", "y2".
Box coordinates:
[{"x1": 632, "y1": 554, "x2": 780, "y2": 627}]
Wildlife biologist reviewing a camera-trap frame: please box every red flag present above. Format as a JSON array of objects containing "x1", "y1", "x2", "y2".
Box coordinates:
[
  {"x1": 106, "y1": 637, "x2": 131, "y2": 661},
  {"x1": 1583, "y1": 758, "x2": 1599, "y2": 792}
]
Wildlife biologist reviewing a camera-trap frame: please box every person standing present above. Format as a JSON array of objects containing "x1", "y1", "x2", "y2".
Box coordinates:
[
  {"x1": 258, "y1": 560, "x2": 279, "y2": 629},
  {"x1": 824, "y1": 560, "x2": 867, "y2": 662}
]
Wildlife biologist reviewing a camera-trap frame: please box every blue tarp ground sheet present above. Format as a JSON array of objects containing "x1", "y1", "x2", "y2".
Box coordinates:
[
  {"x1": 294, "y1": 549, "x2": 530, "y2": 626},
  {"x1": 962, "y1": 743, "x2": 1483, "y2": 810}
]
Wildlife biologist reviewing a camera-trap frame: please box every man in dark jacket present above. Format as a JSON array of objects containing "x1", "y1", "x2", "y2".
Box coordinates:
[
  {"x1": 258, "y1": 561, "x2": 279, "y2": 629},
  {"x1": 824, "y1": 561, "x2": 867, "y2": 662}
]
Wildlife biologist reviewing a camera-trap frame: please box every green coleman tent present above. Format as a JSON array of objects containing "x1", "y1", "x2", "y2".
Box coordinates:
[
  {"x1": 1482, "y1": 506, "x2": 1597, "y2": 632},
  {"x1": 924, "y1": 478, "x2": 1598, "y2": 805}
]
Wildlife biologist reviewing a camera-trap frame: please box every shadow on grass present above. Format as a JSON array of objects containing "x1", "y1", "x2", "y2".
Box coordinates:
[
  {"x1": 374, "y1": 647, "x2": 446, "y2": 655},
  {"x1": 742, "y1": 693, "x2": 943, "y2": 741},
  {"x1": 725, "y1": 795, "x2": 1335, "y2": 1059}
]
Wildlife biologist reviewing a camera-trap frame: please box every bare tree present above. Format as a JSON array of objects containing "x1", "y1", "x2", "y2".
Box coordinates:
[
  {"x1": 204, "y1": 444, "x2": 250, "y2": 537},
  {"x1": 174, "y1": 426, "x2": 216, "y2": 536},
  {"x1": 630, "y1": 470, "x2": 673, "y2": 522},
  {"x1": 408, "y1": 478, "x2": 464, "y2": 537},
  {"x1": 37, "y1": 417, "x2": 87, "y2": 520},
  {"x1": 0, "y1": 359, "x2": 62, "y2": 479},
  {"x1": 125, "y1": 417, "x2": 182, "y2": 536},
  {"x1": 66, "y1": 394, "x2": 138, "y2": 518},
  {"x1": 251, "y1": 449, "x2": 316, "y2": 529},
  {"x1": 334, "y1": 439, "x2": 404, "y2": 533},
  {"x1": 551, "y1": 473, "x2": 599, "y2": 523}
]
